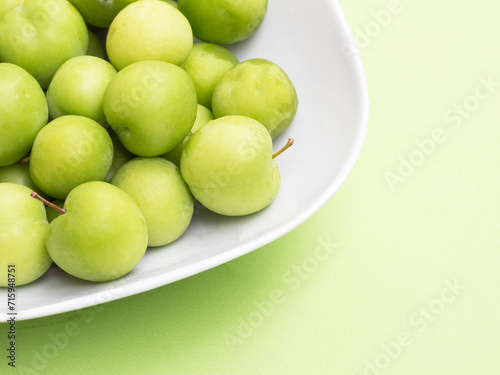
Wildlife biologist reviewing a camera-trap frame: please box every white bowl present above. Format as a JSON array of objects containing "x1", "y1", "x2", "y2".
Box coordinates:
[{"x1": 0, "y1": 0, "x2": 368, "y2": 321}]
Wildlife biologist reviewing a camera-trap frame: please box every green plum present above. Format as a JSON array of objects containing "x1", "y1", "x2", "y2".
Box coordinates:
[
  {"x1": 0, "y1": 162, "x2": 45, "y2": 197},
  {"x1": 107, "y1": 0, "x2": 192, "y2": 70},
  {"x1": 180, "y1": 115, "x2": 282, "y2": 216},
  {"x1": 105, "y1": 133, "x2": 135, "y2": 183},
  {"x1": 0, "y1": 63, "x2": 48, "y2": 167},
  {"x1": 87, "y1": 29, "x2": 107, "y2": 60},
  {"x1": 163, "y1": 104, "x2": 214, "y2": 166},
  {"x1": 47, "y1": 56, "x2": 117, "y2": 125},
  {"x1": 112, "y1": 157, "x2": 193, "y2": 247},
  {"x1": 178, "y1": 0, "x2": 267, "y2": 44},
  {"x1": 68, "y1": 0, "x2": 177, "y2": 28},
  {"x1": 0, "y1": 0, "x2": 88, "y2": 89},
  {"x1": 30, "y1": 115, "x2": 113, "y2": 199},
  {"x1": 183, "y1": 43, "x2": 239, "y2": 109},
  {"x1": 212, "y1": 59, "x2": 299, "y2": 138},
  {"x1": 46, "y1": 181, "x2": 148, "y2": 282},
  {"x1": 0, "y1": 183, "x2": 52, "y2": 286},
  {"x1": 46, "y1": 199, "x2": 65, "y2": 223},
  {"x1": 103, "y1": 60, "x2": 197, "y2": 156}
]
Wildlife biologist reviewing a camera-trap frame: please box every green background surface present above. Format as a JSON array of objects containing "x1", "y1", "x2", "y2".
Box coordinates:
[{"x1": 2, "y1": 0, "x2": 500, "y2": 373}]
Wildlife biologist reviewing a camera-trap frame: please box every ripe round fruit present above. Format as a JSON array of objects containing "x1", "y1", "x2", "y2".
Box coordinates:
[
  {"x1": 46, "y1": 181, "x2": 148, "y2": 282},
  {"x1": 30, "y1": 116, "x2": 113, "y2": 199},
  {"x1": 183, "y1": 43, "x2": 239, "y2": 109},
  {"x1": 0, "y1": 0, "x2": 88, "y2": 89},
  {"x1": 103, "y1": 60, "x2": 197, "y2": 157},
  {"x1": 0, "y1": 183, "x2": 52, "y2": 286},
  {"x1": 47, "y1": 56, "x2": 117, "y2": 125},
  {"x1": 178, "y1": 0, "x2": 268, "y2": 44},
  {"x1": 107, "y1": 0, "x2": 193, "y2": 70},
  {"x1": 0, "y1": 63, "x2": 48, "y2": 167},
  {"x1": 112, "y1": 157, "x2": 193, "y2": 247},
  {"x1": 180, "y1": 115, "x2": 280, "y2": 216},
  {"x1": 212, "y1": 58, "x2": 298, "y2": 138}
]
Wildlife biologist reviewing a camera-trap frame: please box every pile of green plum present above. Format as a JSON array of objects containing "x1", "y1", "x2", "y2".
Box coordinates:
[{"x1": 0, "y1": 0, "x2": 298, "y2": 286}]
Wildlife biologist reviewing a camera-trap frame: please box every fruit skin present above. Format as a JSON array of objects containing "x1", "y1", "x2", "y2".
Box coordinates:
[
  {"x1": 162, "y1": 104, "x2": 214, "y2": 167},
  {"x1": 0, "y1": 63, "x2": 48, "y2": 167},
  {"x1": 47, "y1": 56, "x2": 117, "y2": 126},
  {"x1": 30, "y1": 116, "x2": 113, "y2": 199},
  {"x1": 46, "y1": 181, "x2": 148, "y2": 282},
  {"x1": 178, "y1": 0, "x2": 267, "y2": 44},
  {"x1": 180, "y1": 115, "x2": 280, "y2": 216},
  {"x1": 0, "y1": 162, "x2": 46, "y2": 198},
  {"x1": 103, "y1": 60, "x2": 197, "y2": 157},
  {"x1": 112, "y1": 157, "x2": 194, "y2": 247},
  {"x1": 67, "y1": 0, "x2": 177, "y2": 28},
  {"x1": 212, "y1": 58, "x2": 298, "y2": 138},
  {"x1": 107, "y1": 0, "x2": 193, "y2": 70},
  {"x1": 0, "y1": 0, "x2": 88, "y2": 89},
  {"x1": 0, "y1": 0, "x2": 24, "y2": 18},
  {"x1": 183, "y1": 43, "x2": 239, "y2": 109},
  {"x1": 0, "y1": 183, "x2": 52, "y2": 286}
]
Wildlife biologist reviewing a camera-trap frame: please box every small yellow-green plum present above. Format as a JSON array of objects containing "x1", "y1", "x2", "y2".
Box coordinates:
[
  {"x1": 47, "y1": 56, "x2": 117, "y2": 125},
  {"x1": 0, "y1": 183, "x2": 52, "y2": 286},
  {"x1": 30, "y1": 116, "x2": 113, "y2": 199},
  {"x1": 0, "y1": 162, "x2": 46, "y2": 198},
  {"x1": 0, "y1": 0, "x2": 88, "y2": 89},
  {"x1": 107, "y1": 0, "x2": 193, "y2": 70},
  {"x1": 68, "y1": 0, "x2": 177, "y2": 28},
  {"x1": 103, "y1": 60, "x2": 197, "y2": 157},
  {"x1": 105, "y1": 133, "x2": 135, "y2": 182},
  {"x1": 0, "y1": 63, "x2": 48, "y2": 167},
  {"x1": 163, "y1": 104, "x2": 214, "y2": 167},
  {"x1": 87, "y1": 29, "x2": 108, "y2": 60},
  {"x1": 183, "y1": 43, "x2": 239, "y2": 109},
  {"x1": 180, "y1": 116, "x2": 281, "y2": 216},
  {"x1": 178, "y1": 0, "x2": 267, "y2": 44},
  {"x1": 112, "y1": 157, "x2": 193, "y2": 247},
  {"x1": 212, "y1": 59, "x2": 298, "y2": 138},
  {"x1": 46, "y1": 181, "x2": 148, "y2": 282}
]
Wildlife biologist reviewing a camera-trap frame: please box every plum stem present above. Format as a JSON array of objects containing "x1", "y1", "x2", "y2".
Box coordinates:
[
  {"x1": 20, "y1": 156, "x2": 30, "y2": 164},
  {"x1": 272, "y1": 138, "x2": 294, "y2": 159},
  {"x1": 30, "y1": 192, "x2": 66, "y2": 214}
]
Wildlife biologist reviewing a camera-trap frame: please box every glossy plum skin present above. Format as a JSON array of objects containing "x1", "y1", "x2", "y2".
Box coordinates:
[
  {"x1": 212, "y1": 59, "x2": 298, "y2": 138},
  {"x1": 30, "y1": 116, "x2": 113, "y2": 199},
  {"x1": 103, "y1": 60, "x2": 197, "y2": 157},
  {"x1": 180, "y1": 116, "x2": 280, "y2": 216},
  {"x1": 178, "y1": 0, "x2": 268, "y2": 44},
  {"x1": 47, "y1": 56, "x2": 117, "y2": 125},
  {"x1": 47, "y1": 181, "x2": 148, "y2": 282},
  {"x1": 107, "y1": 0, "x2": 192, "y2": 70},
  {"x1": 0, "y1": 0, "x2": 88, "y2": 89}
]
